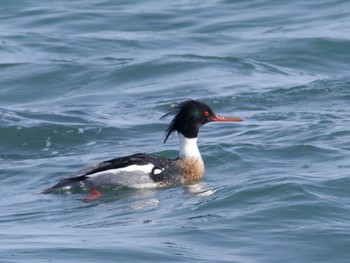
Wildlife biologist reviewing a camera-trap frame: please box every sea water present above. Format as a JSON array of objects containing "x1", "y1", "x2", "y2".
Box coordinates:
[{"x1": 1, "y1": 1, "x2": 350, "y2": 262}]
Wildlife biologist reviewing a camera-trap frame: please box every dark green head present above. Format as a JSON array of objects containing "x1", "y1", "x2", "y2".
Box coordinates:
[{"x1": 162, "y1": 100, "x2": 243, "y2": 143}]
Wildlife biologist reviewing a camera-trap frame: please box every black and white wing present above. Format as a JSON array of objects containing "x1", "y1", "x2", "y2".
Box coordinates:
[{"x1": 41, "y1": 153, "x2": 181, "y2": 193}]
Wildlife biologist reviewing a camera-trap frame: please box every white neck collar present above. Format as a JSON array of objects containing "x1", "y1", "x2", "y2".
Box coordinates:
[{"x1": 178, "y1": 133, "x2": 201, "y2": 159}]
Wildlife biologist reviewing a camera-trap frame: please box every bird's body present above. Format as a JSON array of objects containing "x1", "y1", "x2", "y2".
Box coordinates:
[{"x1": 41, "y1": 100, "x2": 242, "y2": 201}]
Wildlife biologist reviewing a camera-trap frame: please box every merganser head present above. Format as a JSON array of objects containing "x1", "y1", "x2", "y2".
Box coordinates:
[{"x1": 162, "y1": 100, "x2": 243, "y2": 143}]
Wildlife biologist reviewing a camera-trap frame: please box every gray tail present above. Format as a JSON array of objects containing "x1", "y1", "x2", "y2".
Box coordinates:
[{"x1": 40, "y1": 176, "x2": 86, "y2": 194}]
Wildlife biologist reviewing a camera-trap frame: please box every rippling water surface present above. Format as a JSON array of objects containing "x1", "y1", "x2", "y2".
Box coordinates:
[{"x1": 1, "y1": 1, "x2": 350, "y2": 262}]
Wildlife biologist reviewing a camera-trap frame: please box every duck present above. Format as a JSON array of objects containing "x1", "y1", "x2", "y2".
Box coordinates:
[{"x1": 41, "y1": 99, "x2": 243, "y2": 201}]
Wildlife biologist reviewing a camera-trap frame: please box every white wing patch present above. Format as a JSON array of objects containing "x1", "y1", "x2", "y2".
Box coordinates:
[
  {"x1": 83, "y1": 163, "x2": 163, "y2": 188},
  {"x1": 86, "y1": 163, "x2": 155, "y2": 178},
  {"x1": 153, "y1": 168, "x2": 164, "y2": 175}
]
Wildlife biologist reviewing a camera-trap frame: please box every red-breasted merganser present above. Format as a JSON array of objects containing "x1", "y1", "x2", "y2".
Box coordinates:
[{"x1": 41, "y1": 100, "x2": 243, "y2": 201}]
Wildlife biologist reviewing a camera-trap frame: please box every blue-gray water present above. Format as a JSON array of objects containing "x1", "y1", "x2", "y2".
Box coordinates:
[{"x1": 1, "y1": 1, "x2": 350, "y2": 262}]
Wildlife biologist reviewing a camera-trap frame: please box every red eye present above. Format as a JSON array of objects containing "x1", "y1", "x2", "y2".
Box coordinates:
[{"x1": 203, "y1": 111, "x2": 209, "y2": 117}]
